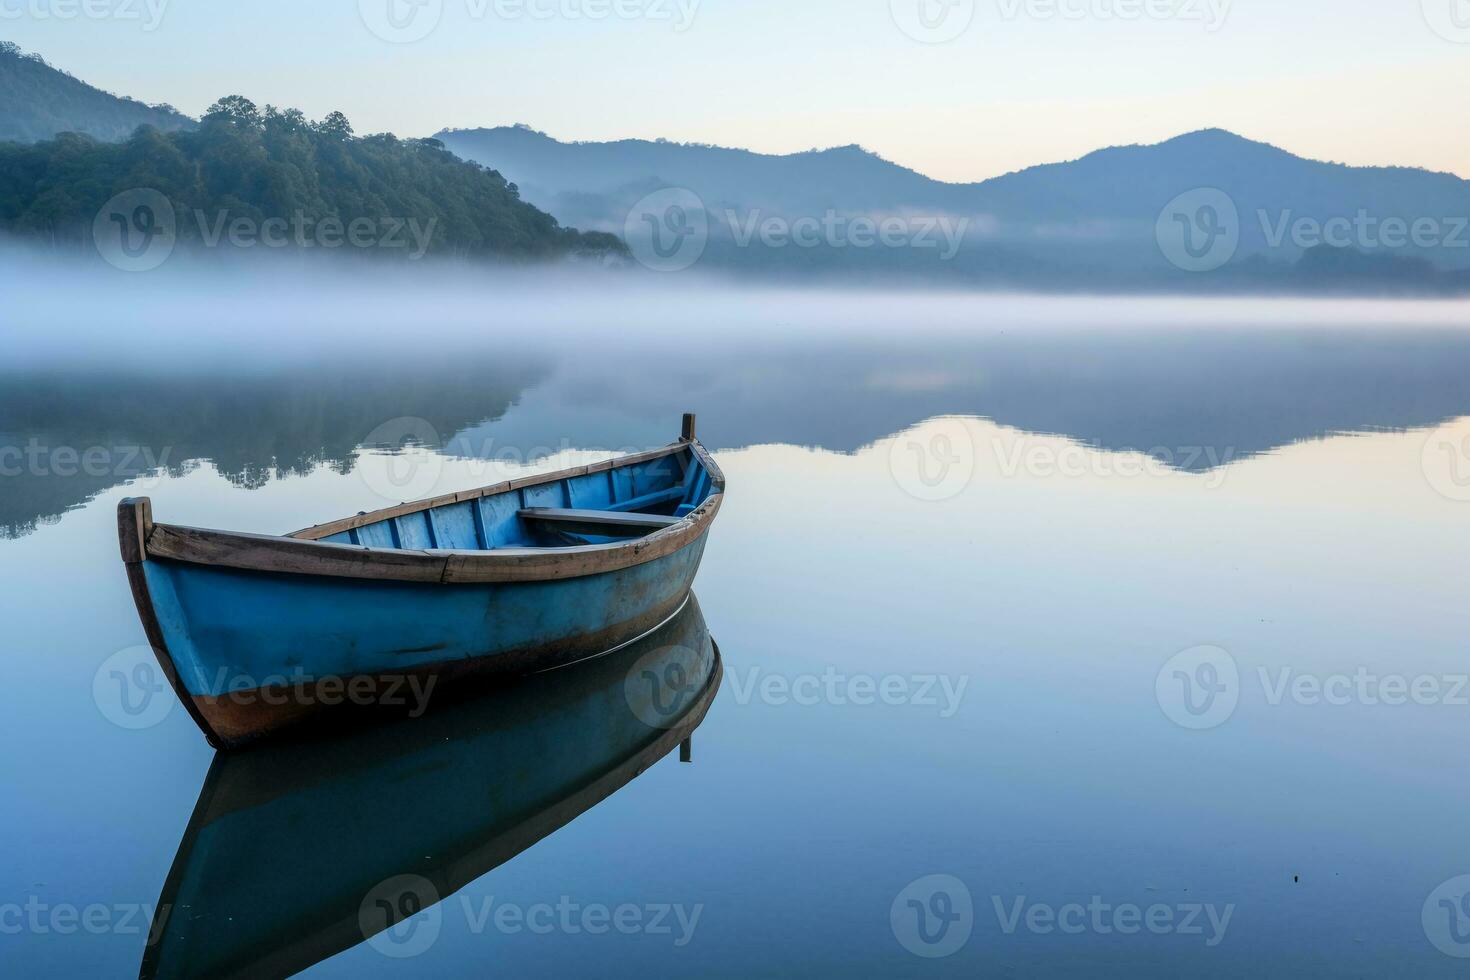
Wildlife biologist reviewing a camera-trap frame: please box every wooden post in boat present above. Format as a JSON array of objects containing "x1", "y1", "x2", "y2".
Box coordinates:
[
  {"x1": 118, "y1": 497, "x2": 153, "y2": 563},
  {"x1": 681, "y1": 414, "x2": 696, "y2": 442},
  {"x1": 680, "y1": 736, "x2": 692, "y2": 763}
]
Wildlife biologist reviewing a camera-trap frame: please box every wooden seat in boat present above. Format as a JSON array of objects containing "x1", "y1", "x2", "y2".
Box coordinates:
[{"x1": 518, "y1": 508, "x2": 682, "y2": 537}]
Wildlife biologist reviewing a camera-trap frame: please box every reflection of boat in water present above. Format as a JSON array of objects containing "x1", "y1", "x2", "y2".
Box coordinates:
[{"x1": 141, "y1": 595, "x2": 721, "y2": 980}]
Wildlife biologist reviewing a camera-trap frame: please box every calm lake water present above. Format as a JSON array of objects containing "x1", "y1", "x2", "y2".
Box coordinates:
[{"x1": 3, "y1": 316, "x2": 1470, "y2": 977}]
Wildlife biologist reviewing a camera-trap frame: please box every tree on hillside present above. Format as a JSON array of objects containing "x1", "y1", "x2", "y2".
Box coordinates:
[
  {"x1": 317, "y1": 111, "x2": 354, "y2": 140},
  {"x1": 204, "y1": 95, "x2": 263, "y2": 130}
]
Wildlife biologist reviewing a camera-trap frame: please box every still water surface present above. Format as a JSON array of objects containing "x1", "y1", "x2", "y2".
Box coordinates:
[{"x1": 2, "y1": 322, "x2": 1469, "y2": 977}]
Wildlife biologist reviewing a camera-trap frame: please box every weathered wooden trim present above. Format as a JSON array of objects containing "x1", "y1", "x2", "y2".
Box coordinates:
[
  {"x1": 145, "y1": 493, "x2": 722, "y2": 585},
  {"x1": 117, "y1": 499, "x2": 224, "y2": 748},
  {"x1": 146, "y1": 524, "x2": 450, "y2": 582},
  {"x1": 136, "y1": 425, "x2": 723, "y2": 585},
  {"x1": 689, "y1": 439, "x2": 726, "y2": 490},
  {"x1": 681, "y1": 413, "x2": 697, "y2": 442},
  {"x1": 291, "y1": 442, "x2": 686, "y2": 541},
  {"x1": 118, "y1": 497, "x2": 153, "y2": 563}
]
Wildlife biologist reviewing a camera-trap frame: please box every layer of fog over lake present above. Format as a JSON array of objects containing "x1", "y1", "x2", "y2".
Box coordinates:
[
  {"x1": 4, "y1": 242, "x2": 1470, "y2": 976},
  {"x1": 4, "y1": 243, "x2": 1470, "y2": 367}
]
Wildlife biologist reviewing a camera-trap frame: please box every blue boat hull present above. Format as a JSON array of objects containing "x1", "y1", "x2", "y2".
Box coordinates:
[
  {"x1": 117, "y1": 421, "x2": 725, "y2": 747},
  {"x1": 142, "y1": 534, "x2": 707, "y2": 743}
]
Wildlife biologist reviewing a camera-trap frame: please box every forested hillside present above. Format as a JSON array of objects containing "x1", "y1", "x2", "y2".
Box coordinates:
[
  {"x1": 0, "y1": 96, "x2": 625, "y2": 262},
  {"x1": 0, "y1": 41, "x2": 193, "y2": 143}
]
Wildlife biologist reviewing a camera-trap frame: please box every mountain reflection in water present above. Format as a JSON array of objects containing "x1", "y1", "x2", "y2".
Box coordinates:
[{"x1": 5, "y1": 327, "x2": 1470, "y2": 538}]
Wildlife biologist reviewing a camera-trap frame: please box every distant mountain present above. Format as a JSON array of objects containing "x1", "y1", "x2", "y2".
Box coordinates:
[
  {"x1": 437, "y1": 125, "x2": 1470, "y2": 291},
  {"x1": 437, "y1": 124, "x2": 942, "y2": 218},
  {"x1": 0, "y1": 41, "x2": 193, "y2": 143}
]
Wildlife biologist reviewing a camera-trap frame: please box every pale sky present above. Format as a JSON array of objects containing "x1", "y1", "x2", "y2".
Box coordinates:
[{"x1": 4, "y1": 0, "x2": 1468, "y2": 182}]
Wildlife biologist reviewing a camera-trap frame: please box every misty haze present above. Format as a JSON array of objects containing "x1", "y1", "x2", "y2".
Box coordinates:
[{"x1": 2, "y1": 5, "x2": 1469, "y2": 979}]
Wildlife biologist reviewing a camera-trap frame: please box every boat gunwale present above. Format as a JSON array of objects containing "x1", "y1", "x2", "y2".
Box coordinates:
[{"x1": 125, "y1": 436, "x2": 725, "y2": 585}]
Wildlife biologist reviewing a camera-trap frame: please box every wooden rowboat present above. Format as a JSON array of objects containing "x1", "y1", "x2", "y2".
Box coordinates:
[
  {"x1": 117, "y1": 414, "x2": 723, "y2": 748},
  {"x1": 141, "y1": 594, "x2": 721, "y2": 979}
]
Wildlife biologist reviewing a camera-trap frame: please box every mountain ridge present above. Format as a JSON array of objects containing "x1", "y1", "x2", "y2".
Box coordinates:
[
  {"x1": 435, "y1": 122, "x2": 1470, "y2": 289},
  {"x1": 0, "y1": 40, "x2": 193, "y2": 143},
  {"x1": 437, "y1": 124, "x2": 1470, "y2": 192}
]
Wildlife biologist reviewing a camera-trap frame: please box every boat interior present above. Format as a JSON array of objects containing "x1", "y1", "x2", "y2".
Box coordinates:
[{"x1": 310, "y1": 445, "x2": 716, "y2": 550}]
